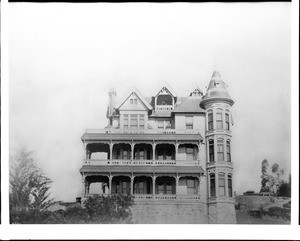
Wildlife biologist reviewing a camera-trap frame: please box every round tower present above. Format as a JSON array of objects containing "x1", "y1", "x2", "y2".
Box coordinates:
[{"x1": 200, "y1": 71, "x2": 236, "y2": 224}]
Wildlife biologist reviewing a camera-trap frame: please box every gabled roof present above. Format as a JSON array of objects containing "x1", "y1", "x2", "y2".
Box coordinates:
[
  {"x1": 153, "y1": 82, "x2": 177, "y2": 97},
  {"x1": 172, "y1": 97, "x2": 205, "y2": 113},
  {"x1": 115, "y1": 87, "x2": 153, "y2": 110}
]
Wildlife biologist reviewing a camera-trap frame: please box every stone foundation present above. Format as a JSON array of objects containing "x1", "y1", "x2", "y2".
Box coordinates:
[
  {"x1": 131, "y1": 202, "x2": 208, "y2": 224},
  {"x1": 208, "y1": 202, "x2": 237, "y2": 224}
]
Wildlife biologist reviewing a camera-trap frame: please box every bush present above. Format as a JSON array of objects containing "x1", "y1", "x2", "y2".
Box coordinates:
[
  {"x1": 10, "y1": 194, "x2": 134, "y2": 224},
  {"x1": 84, "y1": 194, "x2": 134, "y2": 223}
]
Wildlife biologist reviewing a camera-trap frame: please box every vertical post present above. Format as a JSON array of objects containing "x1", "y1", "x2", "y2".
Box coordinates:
[
  {"x1": 208, "y1": 173, "x2": 211, "y2": 198},
  {"x1": 215, "y1": 171, "x2": 219, "y2": 197},
  {"x1": 197, "y1": 143, "x2": 201, "y2": 162},
  {"x1": 175, "y1": 142, "x2": 179, "y2": 161},
  {"x1": 222, "y1": 110, "x2": 225, "y2": 131},
  {"x1": 130, "y1": 175, "x2": 134, "y2": 195},
  {"x1": 197, "y1": 176, "x2": 201, "y2": 196},
  {"x1": 86, "y1": 149, "x2": 89, "y2": 159},
  {"x1": 176, "y1": 175, "x2": 180, "y2": 196},
  {"x1": 214, "y1": 137, "x2": 217, "y2": 163},
  {"x1": 110, "y1": 142, "x2": 113, "y2": 161},
  {"x1": 87, "y1": 182, "x2": 90, "y2": 194},
  {"x1": 152, "y1": 143, "x2": 156, "y2": 163},
  {"x1": 225, "y1": 173, "x2": 228, "y2": 197},
  {"x1": 82, "y1": 174, "x2": 86, "y2": 194},
  {"x1": 131, "y1": 143, "x2": 135, "y2": 161},
  {"x1": 152, "y1": 175, "x2": 156, "y2": 196},
  {"x1": 108, "y1": 175, "x2": 113, "y2": 194}
]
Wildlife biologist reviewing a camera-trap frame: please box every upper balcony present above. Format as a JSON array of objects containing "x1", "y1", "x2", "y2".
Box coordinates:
[
  {"x1": 84, "y1": 128, "x2": 200, "y2": 135},
  {"x1": 83, "y1": 158, "x2": 201, "y2": 166}
]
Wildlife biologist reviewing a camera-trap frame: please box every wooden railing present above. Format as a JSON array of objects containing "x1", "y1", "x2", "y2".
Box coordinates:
[
  {"x1": 81, "y1": 193, "x2": 201, "y2": 202},
  {"x1": 85, "y1": 128, "x2": 200, "y2": 135},
  {"x1": 83, "y1": 159, "x2": 201, "y2": 166}
]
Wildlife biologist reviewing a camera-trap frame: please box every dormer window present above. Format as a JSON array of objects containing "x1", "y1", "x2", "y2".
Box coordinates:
[{"x1": 157, "y1": 95, "x2": 172, "y2": 106}]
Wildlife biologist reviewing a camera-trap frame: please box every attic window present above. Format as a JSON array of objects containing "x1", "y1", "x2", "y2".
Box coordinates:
[{"x1": 130, "y1": 98, "x2": 138, "y2": 104}]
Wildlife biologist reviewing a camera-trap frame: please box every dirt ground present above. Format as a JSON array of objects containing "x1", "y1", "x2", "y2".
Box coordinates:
[{"x1": 236, "y1": 210, "x2": 290, "y2": 224}]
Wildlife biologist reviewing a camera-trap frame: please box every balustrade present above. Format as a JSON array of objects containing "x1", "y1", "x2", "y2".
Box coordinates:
[
  {"x1": 82, "y1": 193, "x2": 201, "y2": 202},
  {"x1": 83, "y1": 159, "x2": 201, "y2": 166}
]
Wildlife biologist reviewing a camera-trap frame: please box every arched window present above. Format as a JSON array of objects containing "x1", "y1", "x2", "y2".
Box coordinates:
[
  {"x1": 208, "y1": 111, "x2": 213, "y2": 130},
  {"x1": 209, "y1": 140, "x2": 214, "y2": 162},
  {"x1": 216, "y1": 112, "x2": 223, "y2": 129},
  {"x1": 225, "y1": 113, "x2": 230, "y2": 130},
  {"x1": 228, "y1": 174, "x2": 233, "y2": 197},
  {"x1": 219, "y1": 173, "x2": 225, "y2": 196},
  {"x1": 210, "y1": 173, "x2": 215, "y2": 197},
  {"x1": 217, "y1": 139, "x2": 224, "y2": 161},
  {"x1": 226, "y1": 141, "x2": 231, "y2": 162}
]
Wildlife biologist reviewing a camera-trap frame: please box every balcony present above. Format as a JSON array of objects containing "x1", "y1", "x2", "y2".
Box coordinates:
[
  {"x1": 155, "y1": 105, "x2": 173, "y2": 111},
  {"x1": 82, "y1": 193, "x2": 201, "y2": 203},
  {"x1": 83, "y1": 159, "x2": 201, "y2": 166},
  {"x1": 85, "y1": 128, "x2": 200, "y2": 135}
]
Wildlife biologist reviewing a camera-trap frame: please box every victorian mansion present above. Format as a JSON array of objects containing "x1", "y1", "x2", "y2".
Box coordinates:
[{"x1": 79, "y1": 71, "x2": 237, "y2": 223}]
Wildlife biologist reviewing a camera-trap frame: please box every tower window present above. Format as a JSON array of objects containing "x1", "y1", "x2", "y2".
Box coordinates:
[
  {"x1": 217, "y1": 140, "x2": 224, "y2": 161},
  {"x1": 208, "y1": 111, "x2": 213, "y2": 130},
  {"x1": 227, "y1": 141, "x2": 231, "y2": 162},
  {"x1": 210, "y1": 174, "x2": 215, "y2": 197},
  {"x1": 185, "y1": 116, "x2": 193, "y2": 129},
  {"x1": 209, "y1": 140, "x2": 214, "y2": 162},
  {"x1": 216, "y1": 113, "x2": 223, "y2": 129},
  {"x1": 228, "y1": 174, "x2": 233, "y2": 197},
  {"x1": 225, "y1": 113, "x2": 230, "y2": 130},
  {"x1": 219, "y1": 173, "x2": 225, "y2": 196}
]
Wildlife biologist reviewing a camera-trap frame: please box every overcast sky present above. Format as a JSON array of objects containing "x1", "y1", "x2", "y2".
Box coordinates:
[{"x1": 9, "y1": 2, "x2": 291, "y2": 202}]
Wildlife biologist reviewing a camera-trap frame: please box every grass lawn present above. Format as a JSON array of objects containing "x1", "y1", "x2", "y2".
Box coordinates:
[{"x1": 236, "y1": 210, "x2": 290, "y2": 224}]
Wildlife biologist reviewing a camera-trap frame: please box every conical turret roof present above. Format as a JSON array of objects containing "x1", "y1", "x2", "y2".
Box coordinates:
[{"x1": 200, "y1": 71, "x2": 234, "y2": 108}]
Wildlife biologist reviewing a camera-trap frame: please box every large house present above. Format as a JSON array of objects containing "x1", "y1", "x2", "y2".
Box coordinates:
[{"x1": 79, "y1": 71, "x2": 236, "y2": 223}]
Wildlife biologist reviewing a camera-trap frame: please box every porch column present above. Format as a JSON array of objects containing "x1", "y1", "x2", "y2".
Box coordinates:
[
  {"x1": 197, "y1": 176, "x2": 201, "y2": 195},
  {"x1": 109, "y1": 142, "x2": 113, "y2": 161},
  {"x1": 197, "y1": 143, "x2": 201, "y2": 161},
  {"x1": 175, "y1": 142, "x2": 179, "y2": 161},
  {"x1": 152, "y1": 142, "x2": 156, "y2": 162},
  {"x1": 130, "y1": 175, "x2": 134, "y2": 195},
  {"x1": 131, "y1": 143, "x2": 135, "y2": 161},
  {"x1": 86, "y1": 182, "x2": 90, "y2": 194},
  {"x1": 152, "y1": 175, "x2": 156, "y2": 196},
  {"x1": 108, "y1": 175, "x2": 113, "y2": 194},
  {"x1": 176, "y1": 175, "x2": 180, "y2": 195},
  {"x1": 82, "y1": 175, "x2": 86, "y2": 194}
]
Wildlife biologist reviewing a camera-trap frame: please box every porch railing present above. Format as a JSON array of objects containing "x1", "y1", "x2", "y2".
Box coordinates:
[
  {"x1": 85, "y1": 128, "x2": 200, "y2": 135},
  {"x1": 81, "y1": 194, "x2": 201, "y2": 202},
  {"x1": 83, "y1": 159, "x2": 200, "y2": 166}
]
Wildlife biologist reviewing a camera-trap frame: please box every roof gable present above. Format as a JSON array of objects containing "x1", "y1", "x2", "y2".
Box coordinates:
[
  {"x1": 154, "y1": 83, "x2": 177, "y2": 97},
  {"x1": 115, "y1": 88, "x2": 152, "y2": 110}
]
